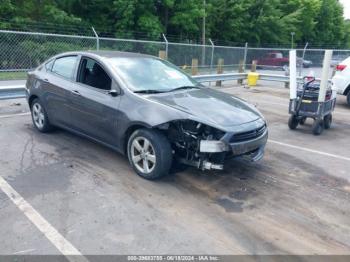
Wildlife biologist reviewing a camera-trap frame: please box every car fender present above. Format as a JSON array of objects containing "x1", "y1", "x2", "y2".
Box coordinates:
[{"x1": 115, "y1": 93, "x2": 190, "y2": 152}]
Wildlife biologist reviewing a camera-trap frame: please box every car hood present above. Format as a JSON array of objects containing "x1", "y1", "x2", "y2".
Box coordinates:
[{"x1": 145, "y1": 88, "x2": 262, "y2": 128}]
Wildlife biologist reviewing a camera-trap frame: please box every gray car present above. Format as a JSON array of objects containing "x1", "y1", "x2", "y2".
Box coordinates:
[{"x1": 26, "y1": 51, "x2": 268, "y2": 179}]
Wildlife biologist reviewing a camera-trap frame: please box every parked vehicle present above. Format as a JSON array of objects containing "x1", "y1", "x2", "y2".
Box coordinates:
[
  {"x1": 256, "y1": 52, "x2": 312, "y2": 69},
  {"x1": 332, "y1": 56, "x2": 350, "y2": 105},
  {"x1": 26, "y1": 51, "x2": 268, "y2": 180},
  {"x1": 330, "y1": 55, "x2": 348, "y2": 67}
]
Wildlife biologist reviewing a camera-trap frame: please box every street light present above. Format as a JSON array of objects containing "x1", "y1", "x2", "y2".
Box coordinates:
[{"x1": 291, "y1": 32, "x2": 295, "y2": 49}]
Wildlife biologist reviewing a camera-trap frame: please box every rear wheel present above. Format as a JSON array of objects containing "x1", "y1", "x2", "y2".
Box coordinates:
[
  {"x1": 312, "y1": 119, "x2": 324, "y2": 135},
  {"x1": 324, "y1": 114, "x2": 332, "y2": 129},
  {"x1": 127, "y1": 129, "x2": 173, "y2": 180},
  {"x1": 288, "y1": 115, "x2": 299, "y2": 130},
  {"x1": 30, "y1": 98, "x2": 53, "y2": 133},
  {"x1": 347, "y1": 93, "x2": 350, "y2": 106}
]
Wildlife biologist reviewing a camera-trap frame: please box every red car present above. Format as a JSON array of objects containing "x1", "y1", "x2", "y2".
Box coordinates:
[
  {"x1": 256, "y1": 52, "x2": 312, "y2": 69},
  {"x1": 256, "y1": 52, "x2": 289, "y2": 68}
]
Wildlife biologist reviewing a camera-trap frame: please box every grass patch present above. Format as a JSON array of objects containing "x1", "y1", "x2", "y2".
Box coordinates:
[{"x1": 0, "y1": 71, "x2": 28, "y2": 81}]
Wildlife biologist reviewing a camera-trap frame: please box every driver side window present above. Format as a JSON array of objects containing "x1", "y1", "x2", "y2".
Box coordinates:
[{"x1": 78, "y1": 57, "x2": 111, "y2": 90}]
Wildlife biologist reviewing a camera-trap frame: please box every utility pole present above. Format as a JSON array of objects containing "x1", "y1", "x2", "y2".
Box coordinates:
[{"x1": 201, "y1": 0, "x2": 206, "y2": 66}]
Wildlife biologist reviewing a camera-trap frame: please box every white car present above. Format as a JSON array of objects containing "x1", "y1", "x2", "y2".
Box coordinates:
[{"x1": 332, "y1": 56, "x2": 350, "y2": 105}]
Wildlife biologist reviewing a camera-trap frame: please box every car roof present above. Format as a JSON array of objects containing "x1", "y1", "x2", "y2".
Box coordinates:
[{"x1": 58, "y1": 50, "x2": 156, "y2": 59}]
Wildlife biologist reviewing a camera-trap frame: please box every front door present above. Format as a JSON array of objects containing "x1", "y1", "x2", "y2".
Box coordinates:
[{"x1": 68, "y1": 57, "x2": 121, "y2": 146}]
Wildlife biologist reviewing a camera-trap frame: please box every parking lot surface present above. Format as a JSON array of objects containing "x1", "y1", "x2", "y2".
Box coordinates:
[{"x1": 0, "y1": 84, "x2": 350, "y2": 256}]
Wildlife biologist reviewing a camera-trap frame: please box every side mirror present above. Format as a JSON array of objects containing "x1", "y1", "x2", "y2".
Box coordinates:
[{"x1": 108, "y1": 89, "x2": 119, "y2": 97}]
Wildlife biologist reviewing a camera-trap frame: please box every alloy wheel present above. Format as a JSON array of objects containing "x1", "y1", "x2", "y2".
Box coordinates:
[
  {"x1": 131, "y1": 137, "x2": 156, "y2": 174},
  {"x1": 32, "y1": 103, "x2": 45, "y2": 129}
]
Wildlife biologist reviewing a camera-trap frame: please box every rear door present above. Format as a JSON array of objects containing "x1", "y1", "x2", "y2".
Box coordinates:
[
  {"x1": 44, "y1": 55, "x2": 79, "y2": 127},
  {"x1": 68, "y1": 56, "x2": 122, "y2": 146}
]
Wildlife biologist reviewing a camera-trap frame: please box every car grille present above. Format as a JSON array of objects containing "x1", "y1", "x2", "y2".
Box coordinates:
[{"x1": 230, "y1": 125, "x2": 266, "y2": 143}]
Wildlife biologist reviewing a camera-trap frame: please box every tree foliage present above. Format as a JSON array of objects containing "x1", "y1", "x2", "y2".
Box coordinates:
[{"x1": 0, "y1": 0, "x2": 348, "y2": 47}]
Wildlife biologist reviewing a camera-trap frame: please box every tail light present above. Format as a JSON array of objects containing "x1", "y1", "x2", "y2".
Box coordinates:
[{"x1": 336, "y1": 64, "x2": 347, "y2": 71}]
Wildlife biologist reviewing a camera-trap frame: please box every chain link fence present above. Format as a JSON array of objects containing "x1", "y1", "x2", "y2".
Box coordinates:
[{"x1": 1, "y1": 29, "x2": 350, "y2": 81}]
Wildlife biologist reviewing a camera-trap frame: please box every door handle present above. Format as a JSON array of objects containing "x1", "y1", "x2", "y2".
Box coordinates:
[
  {"x1": 43, "y1": 78, "x2": 49, "y2": 83},
  {"x1": 71, "y1": 90, "x2": 81, "y2": 96}
]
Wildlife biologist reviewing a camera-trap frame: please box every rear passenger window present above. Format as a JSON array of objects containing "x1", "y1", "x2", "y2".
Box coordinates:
[{"x1": 52, "y1": 56, "x2": 78, "y2": 79}]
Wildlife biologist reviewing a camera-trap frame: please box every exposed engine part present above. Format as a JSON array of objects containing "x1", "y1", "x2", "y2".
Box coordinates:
[
  {"x1": 164, "y1": 120, "x2": 227, "y2": 170},
  {"x1": 178, "y1": 157, "x2": 224, "y2": 170},
  {"x1": 202, "y1": 161, "x2": 224, "y2": 170}
]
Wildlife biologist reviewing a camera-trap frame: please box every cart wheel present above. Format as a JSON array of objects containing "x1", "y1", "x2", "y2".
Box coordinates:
[
  {"x1": 324, "y1": 114, "x2": 332, "y2": 129},
  {"x1": 288, "y1": 115, "x2": 299, "y2": 130},
  {"x1": 312, "y1": 120, "x2": 324, "y2": 135},
  {"x1": 299, "y1": 117, "x2": 307, "y2": 125}
]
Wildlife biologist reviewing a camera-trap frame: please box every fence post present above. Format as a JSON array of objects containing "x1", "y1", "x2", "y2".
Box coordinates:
[
  {"x1": 238, "y1": 60, "x2": 244, "y2": 85},
  {"x1": 192, "y1": 59, "x2": 198, "y2": 75},
  {"x1": 162, "y1": 33, "x2": 168, "y2": 59},
  {"x1": 91, "y1": 27, "x2": 99, "y2": 51},
  {"x1": 251, "y1": 60, "x2": 257, "y2": 72},
  {"x1": 209, "y1": 39, "x2": 215, "y2": 75},
  {"x1": 159, "y1": 50, "x2": 166, "y2": 60},
  {"x1": 299, "y1": 42, "x2": 309, "y2": 77},
  {"x1": 216, "y1": 58, "x2": 224, "y2": 86},
  {"x1": 243, "y1": 42, "x2": 248, "y2": 71}
]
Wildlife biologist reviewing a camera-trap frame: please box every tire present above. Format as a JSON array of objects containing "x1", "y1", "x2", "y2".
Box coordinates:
[
  {"x1": 30, "y1": 98, "x2": 54, "y2": 133},
  {"x1": 312, "y1": 120, "x2": 324, "y2": 135},
  {"x1": 347, "y1": 93, "x2": 350, "y2": 106},
  {"x1": 288, "y1": 115, "x2": 299, "y2": 130},
  {"x1": 127, "y1": 129, "x2": 173, "y2": 180},
  {"x1": 324, "y1": 114, "x2": 332, "y2": 129},
  {"x1": 299, "y1": 117, "x2": 307, "y2": 125}
]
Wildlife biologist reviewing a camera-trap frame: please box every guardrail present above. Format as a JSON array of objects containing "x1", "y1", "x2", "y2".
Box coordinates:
[
  {"x1": 0, "y1": 87, "x2": 27, "y2": 100},
  {"x1": 0, "y1": 73, "x2": 331, "y2": 100},
  {"x1": 193, "y1": 72, "x2": 328, "y2": 83},
  {"x1": 192, "y1": 73, "x2": 247, "y2": 82}
]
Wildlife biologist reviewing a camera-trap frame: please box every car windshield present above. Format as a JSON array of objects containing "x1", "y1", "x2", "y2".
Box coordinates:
[{"x1": 108, "y1": 57, "x2": 199, "y2": 92}]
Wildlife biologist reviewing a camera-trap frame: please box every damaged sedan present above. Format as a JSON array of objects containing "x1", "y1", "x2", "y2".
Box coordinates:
[{"x1": 26, "y1": 51, "x2": 268, "y2": 180}]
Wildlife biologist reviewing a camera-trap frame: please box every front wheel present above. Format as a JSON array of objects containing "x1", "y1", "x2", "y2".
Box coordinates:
[
  {"x1": 288, "y1": 115, "x2": 299, "y2": 130},
  {"x1": 30, "y1": 98, "x2": 54, "y2": 133},
  {"x1": 127, "y1": 129, "x2": 173, "y2": 180},
  {"x1": 347, "y1": 93, "x2": 350, "y2": 106},
  {"x1": 312, "y1": 120, "x2": 324, "y2": 135},
  {"x1": 324, "y1": 114, "x2": 332, "y2": 129}
]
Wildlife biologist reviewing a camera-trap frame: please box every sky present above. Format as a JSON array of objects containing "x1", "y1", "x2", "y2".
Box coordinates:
[{"x1": 340, "y1": 0, "x2": 350, "y2": 19}]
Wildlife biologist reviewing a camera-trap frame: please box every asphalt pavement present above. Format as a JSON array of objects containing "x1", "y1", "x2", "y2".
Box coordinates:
[{"x1": 0, "y1": 83, "x2": 349, "y2": 258}]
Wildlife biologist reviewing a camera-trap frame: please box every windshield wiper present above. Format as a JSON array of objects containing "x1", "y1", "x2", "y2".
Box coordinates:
[
  {"x1": 134, "y1": 89, "x2": 165, "y2": 94},
  {"x1": 167, "y1": 85, "x2": 200, "y2": 92}
]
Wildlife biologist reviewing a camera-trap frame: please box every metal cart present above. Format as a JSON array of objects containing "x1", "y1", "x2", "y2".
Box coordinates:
[{"x1": 288, "y1": 77, "x2": 336, "y2": 135}]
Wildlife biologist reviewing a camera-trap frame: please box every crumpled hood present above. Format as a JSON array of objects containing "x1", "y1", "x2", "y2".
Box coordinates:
[{"x1": 146, "y1": 88, "x2": 262, "y2": 128}]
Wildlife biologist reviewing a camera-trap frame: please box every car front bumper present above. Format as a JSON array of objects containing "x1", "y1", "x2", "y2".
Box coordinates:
[
  {"x1": 228, "y1": 129, "x2": 268, "y2": 161},
  {"x1": 199, "y1": 127, "x2": 268, "y2": 162}
]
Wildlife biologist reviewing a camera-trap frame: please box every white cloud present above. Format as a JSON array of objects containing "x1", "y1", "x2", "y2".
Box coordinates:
[{"x1": 339, "y1": 0, "x2": 350, "y2": 19}]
